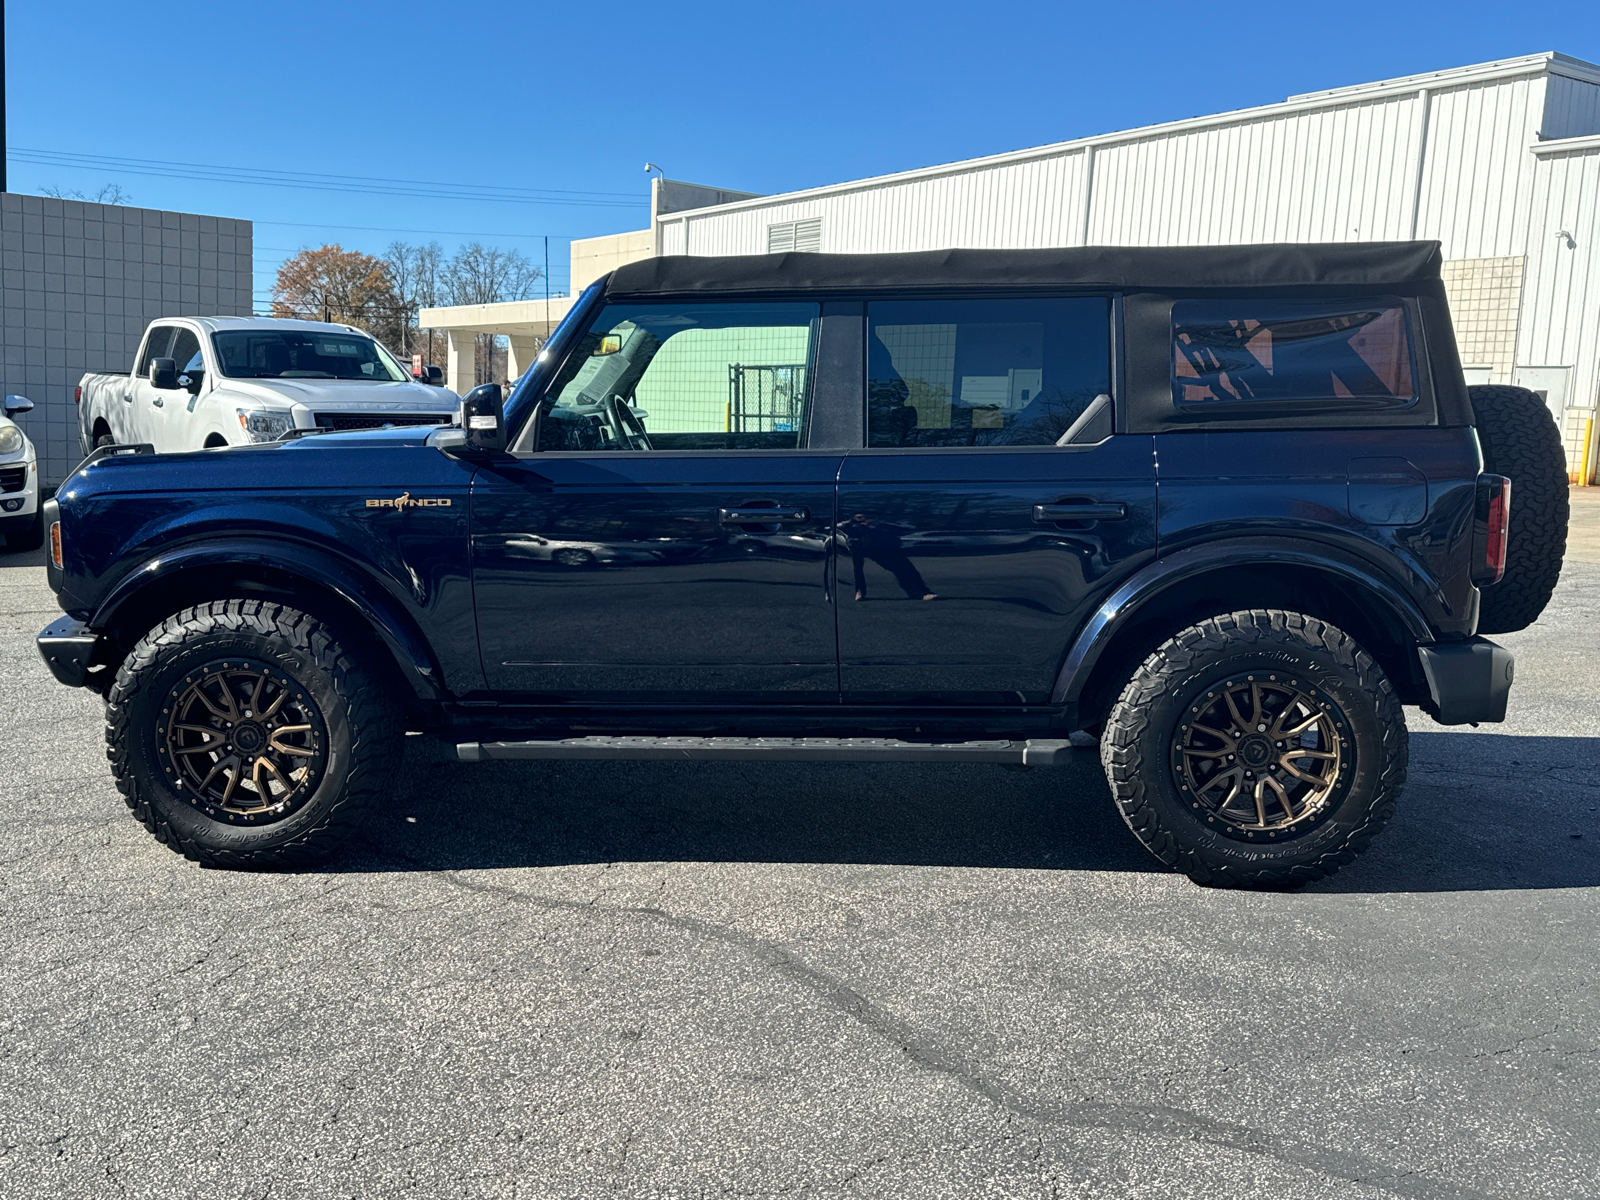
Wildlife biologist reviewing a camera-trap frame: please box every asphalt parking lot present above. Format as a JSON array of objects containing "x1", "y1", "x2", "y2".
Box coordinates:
[{"x1": 2, "y1": 496, "x2": 1597, "y2": 1200}]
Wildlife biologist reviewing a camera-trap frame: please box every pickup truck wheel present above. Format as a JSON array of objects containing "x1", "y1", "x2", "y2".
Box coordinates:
[
  {"x1": 1469, "y1": 385, "x2": 1569, "y2": 634},
  {"x1": 1100, "y1": 609, "x2": 1406, "y2": 888},
  {"x1": 105, "y1": 599, "x2": 402, "y2": 868},
  {"x1": 5, "y1": 508, "x2": 45, "y2": 551}
]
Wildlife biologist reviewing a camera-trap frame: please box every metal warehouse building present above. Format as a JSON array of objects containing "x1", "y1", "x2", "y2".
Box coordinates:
[{"x1": 432, "y1": 51, "x2": 1600, "y2": 482}]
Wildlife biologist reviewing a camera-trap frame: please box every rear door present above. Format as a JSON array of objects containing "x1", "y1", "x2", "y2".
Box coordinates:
[
  {"x1": 837, "y1": 296, "x2": 1157, "y2": 705},
  {"x1": 471, "y1": 298, "x2": 847, "y2": 704}
]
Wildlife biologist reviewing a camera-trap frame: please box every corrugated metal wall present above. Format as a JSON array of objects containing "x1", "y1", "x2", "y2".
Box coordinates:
[
  {"x1": 1521, "y1": 141, "x2": 1600, "y2": 474},
  {"x1": 662, "y1": 71, "x2": 1568, "y2": 260},
  {"x1": 1087, "y1": 96, "x2": 1420, "y2": 245},
  {"x1": 1541, "y1": 75, "x2": 1600, "y2": 140}
]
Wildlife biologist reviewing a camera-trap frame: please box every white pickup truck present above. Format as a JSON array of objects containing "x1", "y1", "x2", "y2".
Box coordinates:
[{"x1": 77, "y1": 317, "x2": 460, "y2": 454}]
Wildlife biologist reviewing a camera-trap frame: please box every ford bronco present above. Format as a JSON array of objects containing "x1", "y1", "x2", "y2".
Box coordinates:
[{"x1": 35, "y1": 244, "x2": 1570, "y2": 886}]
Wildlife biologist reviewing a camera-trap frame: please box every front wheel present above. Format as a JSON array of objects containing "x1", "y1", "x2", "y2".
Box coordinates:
[
  {"x1": 105, "y1": 599, "x2": 403, "y2": 868},
  {"x1": 1100, "y1": 609, "x2": 1407, "y2": 888},
  {"x1": 5, "y1": 508, "x2": 44, "y2": 551}
]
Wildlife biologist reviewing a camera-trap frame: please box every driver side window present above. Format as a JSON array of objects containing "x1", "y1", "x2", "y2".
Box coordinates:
[{"x1": 536, "y1": 301, "x2": 819, "y2": 452}]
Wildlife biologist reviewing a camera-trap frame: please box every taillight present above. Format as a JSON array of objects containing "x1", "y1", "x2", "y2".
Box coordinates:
[
  {"x1": 1486, "y1": 478, "x2": 1510, "y2": 584},
  {"x1": 50, "y1": 521, "x2": 63, "y2": 568},
  {"x1": 1474, "y1": 474, "x2": 1511, "y2": 586},
  {"x1": 74, "y1": 385, "x2": 82, "y2": 405}
]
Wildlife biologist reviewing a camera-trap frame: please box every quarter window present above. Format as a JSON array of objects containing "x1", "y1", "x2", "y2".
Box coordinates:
[
  {"x1": 867, "y1": 298, "x2": 1111, "y2": 448},
  {"x1": 1172, "y1": 300, "x2": 1416, "y2": 411},
  {"x1": 537, "y1": 302, "x2": 819, "y2": 452}
]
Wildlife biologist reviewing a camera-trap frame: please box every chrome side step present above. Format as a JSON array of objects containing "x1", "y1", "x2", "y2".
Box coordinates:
[{"x1": 456, "y1": 736, "x2": 1075, "y2": 766}]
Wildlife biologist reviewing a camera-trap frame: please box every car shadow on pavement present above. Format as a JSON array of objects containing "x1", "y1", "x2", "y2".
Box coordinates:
[{"x1": 321, "y1": 730, "x2": 1600, "y2": 891}]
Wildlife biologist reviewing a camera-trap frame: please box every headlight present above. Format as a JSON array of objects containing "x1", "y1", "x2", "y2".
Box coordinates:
[
  {"x1": 0, "y1": 426, "x2": 23, "y2": 455},
  {"x1": 236, "y1": 409, "x2": 296, "y2": 443}
]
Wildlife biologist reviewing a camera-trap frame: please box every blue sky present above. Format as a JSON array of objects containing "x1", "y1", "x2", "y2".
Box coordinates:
[{"x1": 7, "y1": 0, "x2": 1600, "y2": 306}]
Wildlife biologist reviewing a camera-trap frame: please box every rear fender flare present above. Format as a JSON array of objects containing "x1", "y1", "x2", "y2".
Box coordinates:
[
  {"x1": 1053, "y1": 537, "x2": 1435, "y2": 704},
  {"x1": 90, "y1": 538, "x2": 444, "y2": 702}
]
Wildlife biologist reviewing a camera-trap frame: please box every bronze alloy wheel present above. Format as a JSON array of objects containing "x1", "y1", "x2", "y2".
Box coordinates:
[
  {"x1": 160, "y1": 659, "x2": 327, "y2": 825},
  {"x1": 1169, "y1": 674, "x2": 1352, "y2": 843}
]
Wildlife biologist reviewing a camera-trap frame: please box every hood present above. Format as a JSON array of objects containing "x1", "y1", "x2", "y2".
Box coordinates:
[{"x1": 217, "y1": 377, "x2": 462, "y2": 413}]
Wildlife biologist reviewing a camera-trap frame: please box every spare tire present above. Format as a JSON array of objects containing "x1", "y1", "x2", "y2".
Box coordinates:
[{"x1": 1468, "y1": 385, "x2": 1569, "y2": 634}]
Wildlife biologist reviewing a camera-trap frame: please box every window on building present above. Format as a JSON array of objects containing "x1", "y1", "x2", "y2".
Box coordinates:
[
  {"x1": 767, "y1": 218, "x2": 822, "y2": 254},
  {"x1": 866, "y1": 297, "x2": 1111, "y2": 448},
  {"x1": 1172, "y1": 300, "x2": 1417, "y2": 411},
  {"x1": 537, "y1": 301, "x2": 819, "y2": 451}
]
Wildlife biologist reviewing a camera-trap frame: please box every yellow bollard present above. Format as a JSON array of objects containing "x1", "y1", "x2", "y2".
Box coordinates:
[{"x1": 1580, "y1": 416, "x2": 1595, "y2": 487}]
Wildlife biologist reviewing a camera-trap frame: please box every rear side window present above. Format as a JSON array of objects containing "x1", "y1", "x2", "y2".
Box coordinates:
[
  {"x1": 1172, "y1": 300, "x2": 1416, "y2": 413},
  {"x1": 867, "y1": 297, "x2": 1110, "y2": 448}
]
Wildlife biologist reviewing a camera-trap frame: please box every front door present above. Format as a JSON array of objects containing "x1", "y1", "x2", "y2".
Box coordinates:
[
  {"x1": 125, "y1": 324, "x2": 175, "y2": 446},
  {"x1": 471, "y1": 299, "x2": 843, "y2": 704},
  {"x1": 837, "y1": 296, "x2": 1158, "y2": 705}
]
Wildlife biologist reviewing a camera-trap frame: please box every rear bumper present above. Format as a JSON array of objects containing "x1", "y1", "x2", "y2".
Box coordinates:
[
  {"x1": 37, "y1": 615, "x2": 101, "y2": 688},
  {"x1": 1418, "y1": 637, "x2": 1514, "y2": 725}
]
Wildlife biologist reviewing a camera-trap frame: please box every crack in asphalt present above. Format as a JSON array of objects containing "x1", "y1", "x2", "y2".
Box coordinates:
[{"x1": 424, "y1": 865, "x2": 1505, "y2": 1200}]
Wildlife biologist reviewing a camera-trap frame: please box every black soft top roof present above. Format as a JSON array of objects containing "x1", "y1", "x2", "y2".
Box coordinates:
[{"x1": 604, "y1": 241, "x2": 1443, "y2": 298}]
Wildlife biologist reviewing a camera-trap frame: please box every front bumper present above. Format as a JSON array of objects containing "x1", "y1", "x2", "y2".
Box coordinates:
[
  {"x1": 37, "y1": 615, "x2": 101, "y2": 688},
  {"x1": 1418, "y1": 637, "x2": 1514, "y2": 725}
]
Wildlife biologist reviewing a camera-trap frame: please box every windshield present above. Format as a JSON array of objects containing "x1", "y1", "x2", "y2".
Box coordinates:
[{"x1": 211, "y1": 330, "x2": 407, "y2": 381}]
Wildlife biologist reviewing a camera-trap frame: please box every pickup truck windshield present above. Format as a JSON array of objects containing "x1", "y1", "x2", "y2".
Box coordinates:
[{"x1": 211, "y1": 331, "x2": 407, "y2": 382}]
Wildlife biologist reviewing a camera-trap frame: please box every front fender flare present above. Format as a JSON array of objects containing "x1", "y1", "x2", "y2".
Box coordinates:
[
  {"x1": 90, "y1": 537, "x2": 445, "y2": 702},
  {"x1": 1052, "y1": 537, "x2": 1435, "y2": 704}
]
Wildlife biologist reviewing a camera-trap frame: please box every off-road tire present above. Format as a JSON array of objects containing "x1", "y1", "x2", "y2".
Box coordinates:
[
  {"x1": 1469, "y1": 384, "x2": 1569, "y2": 634},
  {"x1": 1100, "y1": 609, "x2": 1406, "y2": 888},
  {"x1": 105, "y1": 599, "x2": 402, "y2": 868}
]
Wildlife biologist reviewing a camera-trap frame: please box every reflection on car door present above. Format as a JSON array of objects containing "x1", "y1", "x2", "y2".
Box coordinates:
[
  {"x1": 837, "y1": 297, "x2": 1158, "y2": 705},
  {"x1": 471, "y1": 299, "x2": 846, "y2": 704}
]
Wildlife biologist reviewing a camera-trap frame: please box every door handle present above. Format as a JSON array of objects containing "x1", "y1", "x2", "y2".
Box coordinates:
[
  {"x1": 719, "y1": 507, "x2": 809, "y2": 524},
  {"x1": 151, "y1": 397, "x2": 164, "y2": 407},
  {"x1": 1033, "y1": 502, "x2": 1126, "y2": 522}
]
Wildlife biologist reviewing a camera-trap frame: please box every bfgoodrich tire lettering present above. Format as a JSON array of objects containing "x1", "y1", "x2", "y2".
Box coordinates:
[
  {"x1": 105, "y1": 599, "x2": 401, "y2": 868},
  {"x1": 1100, "y1": 609, "x2": 1406, "y2": 888}
]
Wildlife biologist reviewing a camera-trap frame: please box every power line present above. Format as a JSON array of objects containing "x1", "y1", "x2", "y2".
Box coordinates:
[
  {"x1": 253, "y1": 218, "x2": 581, "y2": 241},
  {"x1": 10, "y1": 147, "x2": 648, "y2": 209}
]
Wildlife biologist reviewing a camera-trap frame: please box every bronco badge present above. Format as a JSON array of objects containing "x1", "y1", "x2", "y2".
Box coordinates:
[{"x1": 365, "y1": 492, "x2": 452, "y2": 509}]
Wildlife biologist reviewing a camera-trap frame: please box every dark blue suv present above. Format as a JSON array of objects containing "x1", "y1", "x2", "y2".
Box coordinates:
[{"x1": 35, "y1": 244, "x2": 1569, "y2": 886}]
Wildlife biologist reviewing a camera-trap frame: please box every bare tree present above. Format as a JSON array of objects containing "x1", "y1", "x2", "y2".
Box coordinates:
[
  {"x1": 40, "y1": 183, "x2": 132, "y2": 204},
  {"x1": 443, "y1": 243, "x2": 541, "y2": 306},
  {"x1": 382, "y1": 241, "x2": 446, "y2": 356}
]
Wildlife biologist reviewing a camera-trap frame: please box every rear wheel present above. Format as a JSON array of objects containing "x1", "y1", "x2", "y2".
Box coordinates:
[
  {"x1": 106, "y1": 599, "x2": 402, "y2": 868},
  {"x1": 1469, "y1": 384, "x2": 1569, "y2": 634},
  {"x1": 1101, "y1": 609, "x2": 1406, "y2": 888}
]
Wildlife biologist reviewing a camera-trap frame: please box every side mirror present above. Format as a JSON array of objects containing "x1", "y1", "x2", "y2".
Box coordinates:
[
  {"x1": 149, "y1": 357, "x2": 178, "y2": 390},
  {"x1": 425, "y1": 364, "x2": 444, "y2": 386},
  {"x1": 179, "y1": 369, "x2": 205, "y2": 395},
  {"x1": 3, "y1": 395, "x2": 33, "y2": 417},
  {"x1": 461, "y1": 383, "x2": 505, "y2": 453}
]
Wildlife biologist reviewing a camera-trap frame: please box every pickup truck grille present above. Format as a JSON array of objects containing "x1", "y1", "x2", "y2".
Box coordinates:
[
  {"x1": 0, "y1": 466, "x2": 27, "y2": 494},
  {"x1": 313, "y1": 413, "x2": 452, "y2": 432}
]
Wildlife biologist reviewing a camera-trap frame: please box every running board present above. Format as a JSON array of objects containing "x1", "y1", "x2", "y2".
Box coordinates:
[{"x1": 456, "y1": 736, "x2": 1075, "y2": 766}]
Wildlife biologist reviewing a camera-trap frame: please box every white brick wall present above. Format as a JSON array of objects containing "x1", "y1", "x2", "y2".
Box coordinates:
[{"x1": 0, "y1": 193, "x2": 253, "y2": 484}]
